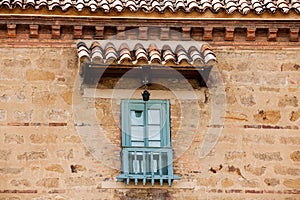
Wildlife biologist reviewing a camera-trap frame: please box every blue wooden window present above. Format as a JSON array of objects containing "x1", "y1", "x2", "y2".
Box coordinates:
[{"x1": 117, "y1": 100, "x2": 179, "y2": 186}]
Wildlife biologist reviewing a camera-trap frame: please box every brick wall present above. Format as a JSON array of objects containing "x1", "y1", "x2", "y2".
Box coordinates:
[{"x1": 0, "y1": 47, "x2": 299, "y2": 199}]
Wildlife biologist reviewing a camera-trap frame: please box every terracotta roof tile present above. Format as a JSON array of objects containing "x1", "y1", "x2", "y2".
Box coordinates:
[
  {"x1": 1, "y1": 0, "x2": 299, "y2": 14},
  {"x1": 77, "y1": 41, "x2": 217, "y2": 66}
]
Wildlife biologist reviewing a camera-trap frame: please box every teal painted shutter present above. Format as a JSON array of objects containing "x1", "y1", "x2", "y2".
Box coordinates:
[{"x1": 121, "y1": 100, "x2": 170, "y2": 147}]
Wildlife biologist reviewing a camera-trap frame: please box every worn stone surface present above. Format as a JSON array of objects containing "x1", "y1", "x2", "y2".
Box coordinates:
[
  {"x1": 253, "y1": 110, "x2": 281, "y2": 124},
  {"x1": 244, "y1": 165, "x2": 266, "y2": 176},
  {"x1": 0, "y1": 150, "x2": 11, "y2": 161},
  {"x1": 0, "y1": 167, "x2": 24, "y2": 174},
  {"x1": 32, "y1": 91, "x2": 56, "y2": 106},
  {"x1": 0, "y1": 47, "x2": 299, "y2": 199},
  {"x1": 36, "y1": 178, "x2": 59, "y2": 188},
  {"x1": 10, "y1": 179, "x2": 31, "y2": 187},
  {"x1": 30, "y1": 133, "x2": 58, "y2": 144},
  {"x1": 221, "y1": 178, "x2": 234, "y2": 187},
  {"x1": 283, "y1": 178, "x2": 300, "y2": 189},
  {"x1": 0, "y1": 109, "x2": 6, "y2": 121},
  {"x1": 26, "y1": 69, "x2": 55, "y2": 81},
  {"x1": 253, "y1": 152, "x2": 283, "y2": 161},
  {"x1": 4, "y1": 133, "x2": 24, "y2": 144},
  {"x1": 225, "y1": 151, "x2": 246, "y2": 161},
  {"x1": 278, "y1": 95, "x2": 298, "y2": 107},
  {"x1": 264, "y1": 178, "x2": 280, "y2": 186},
  {"x1": 64, "y1": 177, "x2": 95, "y2": 186},
  {"x1": 290, "y1": 110, "x2": 300, "y2": 122},
  {"x1": 45, "y1": 164, "x2": 64, "y2": 173},
  {"x1": 17, "y1": 151, "x2": 47, "y2": 161},
  {"x1": 274, "y1": 165, "x2": 300, "y2": 176},
  {"x1": 290, "y1": 151, "x2": 300, "y2": 162}
]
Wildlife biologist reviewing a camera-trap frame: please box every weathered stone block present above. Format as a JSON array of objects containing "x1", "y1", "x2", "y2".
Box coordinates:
[
  {"x1": 36, "y1": 178, "x2": 59, "y2": 188},
  {"x1": 240, "y1": 179, "x2": 260, "y2": 188},
  {"x1": 240, "y1": 94, "x2": 256, "y2": 107},
  {"x1": 0, "y1": 109, "x2": 6, "y2": 121},
  {"x1": 290, "y1": 151, "x2": 300, "y2": 162},
  {"x1": 221, "y1": 178, "x2": 234, "y2": 188},
  {"x1": 225, "y1": 111, "x2": 248, "y2": 121},
  {"x1": 64, "y1": 176, "x2": 95, "y2": 186},
  {"x1": 278, "y1": 95, "x2": 298, "y2": 107},
  {"x1": 15, "y1": 91, "x2": 26, "y2": 102},
  {"x1": 17, "y1": 151, "x2": 47, "y2": 161},
  {"x1": 10, "y1": 179, "x2": 31, "y2": 187},
  {"x1": 274, "y1": 165, "x2": 300, "y2": 175},
  {"x1": 253, "y1": 152, "x2": 282, "y2": 161},
  {"x1": 46, "y1": 109, "x2": 68, "y2": 121},
  {"x1": 45, "y1": 164, "x2": 64, "y2": 173},
  {"x1": 62, "y1": 135, "x2": 81, "y2": 143},
  {"x1": 30, "y1": 133, "x2": 57, "y2": 144},
  {"x1": 253, "y1": 110, "x2": 281, "y2": 124},
  {"x1": 4, "y1": 133, "x2": 24, "y2": 144},
  {"x1": 280, "y1": 136, "x2": 300, "y2": 145},
  {"x1": 283, "y1": 178, "x2": 300, "y2": 189},
  {"x1": 242, "y1": 134, "x2": 275, "y2": 144},
  {"x1": 32, "y1": 91, "x2": 56, "y2": 106},
  {"x1": 37, "y1": 57, "x2": 63, "y2": 69},
  {"x1": 244, "y1": 164, "x2": 266, "y2": 176},
  {"x1": 264, "y1": 178, "x2": 280, "y2": 186},
  {"x1": 290, "y1": 110, "x2": 300, "y2": 122},
  {"x1": 56, "y1": 149, "x2": 73, "y2": 160},
  {"x1": 281, "y1": 63, "x2": 300, "y2": 71},
  {"x1": 70, "y1": 165, "x2": 86, "y2": 173},
  {"x1": 61, "y1": 90, "x2": 73, "y2": 105},
  {"x1": 26, "y1": 69, "x2": 55, "y2": 81},
  {"x1": 225, "y1": 151, "x2": 246, "y2": 161},
  {"x1": 0, "y1": 150, "x2": 11, "y2": 160},
  {"x1": 13, "y1": 110, "x2": 32, "y2": 122},
  {"x1": 0, "y1": 167, "x2": 24, "y2": 174},
  {"x1": 197, "y1": 177, "x2": 218, "y2": 187}
]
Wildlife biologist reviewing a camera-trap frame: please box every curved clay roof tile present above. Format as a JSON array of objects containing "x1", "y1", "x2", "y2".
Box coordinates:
[{"x1": 77, "y1": 41, "x2": 217, "y2": 66}]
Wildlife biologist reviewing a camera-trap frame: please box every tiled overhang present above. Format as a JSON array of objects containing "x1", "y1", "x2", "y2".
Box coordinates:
[
  {"x1": 77, "y1": 41, "x2": 216, "y2": 66},
  {"x1": 0, "y1": 0, "x2": 299, "y2": 15},
  {"x1": 77, "y1": 40, "x2": 216, "y2": 85}
]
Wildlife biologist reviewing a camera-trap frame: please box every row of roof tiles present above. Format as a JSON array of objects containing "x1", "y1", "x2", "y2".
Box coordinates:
[
  {"x1": 77, "y1": 41, "x2": 217, "y2": 65},
  {"x1": 0, "y1": 0, "x2": 299, "y2": 14}
]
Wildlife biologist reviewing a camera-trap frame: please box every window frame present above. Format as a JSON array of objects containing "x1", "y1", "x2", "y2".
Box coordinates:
[
  {"x1": 118, "y1": 99, "x2": 179, "y2": 186},
  {"x1": 121, "y1": 99, "x2": 171, "y2": 148}
]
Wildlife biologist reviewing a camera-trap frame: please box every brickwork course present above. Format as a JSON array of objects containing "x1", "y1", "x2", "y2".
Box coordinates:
[{"x1": 0, "y1": 1, "x2": 300, "y2": 199}]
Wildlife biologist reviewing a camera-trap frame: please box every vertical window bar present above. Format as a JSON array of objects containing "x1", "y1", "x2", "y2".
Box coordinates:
[
  {"x1": 150, "y1": 151, "x2": 154, "y2": 186},
  {"x1": 159, "y1": 151, "x2": 163, "y2": 186},
  {"x1": 123, "y1": 149, "x2": 130, "y2": 184},
  {"x1": 167, "y1": 149, "x2": 172, "y2": 186},
  {"x1": 144, "y1": 103, "x2": 149, "y2": 146},
  {"x1": 143, "y1": 151, "x2": 146, "y2": 185},
  {"x1": 134, "y1": 151, "x2": 138, "y2": 185}
]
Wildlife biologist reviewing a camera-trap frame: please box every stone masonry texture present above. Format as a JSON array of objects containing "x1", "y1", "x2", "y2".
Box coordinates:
[{"x1": 0, "y1": 47, "x2": 299, "y2": 200}]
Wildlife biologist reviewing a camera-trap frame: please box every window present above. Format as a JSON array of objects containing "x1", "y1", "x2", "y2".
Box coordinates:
[{"x1": 117, "y1": 100, "x2": 179, "y2": 186}]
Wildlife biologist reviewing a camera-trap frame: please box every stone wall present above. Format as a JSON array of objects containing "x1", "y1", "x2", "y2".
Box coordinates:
[{"x1": 0, "y1": 47, "x2": 299, "y2": 199}]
